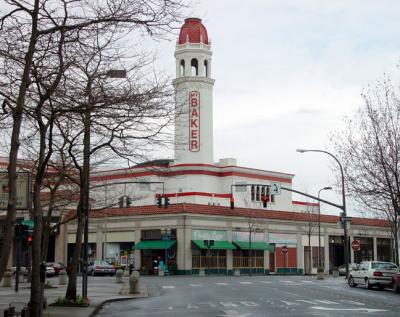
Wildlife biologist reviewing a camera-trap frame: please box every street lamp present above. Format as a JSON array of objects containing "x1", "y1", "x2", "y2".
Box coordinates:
[
  {"x1": 161, "y1": 228, "x2": 171, "y2": 275},
  {"x1": 296, "y1": 148, "x2": 349, "y2": 279},
  {"x1": 318, "y1": 186, "x2": 332, "y2": 270},
  {"x1": 82, "y1": 69, "x2": 127, "y2": 300}
]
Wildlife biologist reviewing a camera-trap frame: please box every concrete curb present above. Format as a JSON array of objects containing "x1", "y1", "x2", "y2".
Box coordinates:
[{"x1": 88, "y1": 294, "x2": 148, "y2": 317}]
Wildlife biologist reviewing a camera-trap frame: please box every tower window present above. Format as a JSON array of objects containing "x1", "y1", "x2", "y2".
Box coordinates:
[
  {"x1": 204, "y1": 60, "x2": 208, "y2": 77},
  {"x1": 180, "y1": 60, "x2": 185, "y2": 77},
  {"x1": 191, "y1": 58, "x2": 198, "y2": 76}
]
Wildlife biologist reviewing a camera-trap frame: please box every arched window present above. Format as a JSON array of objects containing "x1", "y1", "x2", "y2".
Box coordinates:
[
  {"x1": 191, "y1": 58, "x2": 198, "y2": 76},
  {"x1": 180, "y1": 60, "x2": 185, "y2": 77},
  {"x1": 204, "y1": 60, "x2": 208, "y2": 77}
]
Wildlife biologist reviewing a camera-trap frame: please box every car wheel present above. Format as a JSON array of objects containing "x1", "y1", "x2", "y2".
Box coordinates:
[
  {"x1": 378, "y1": 285, "x2": 385, "y2": 291},
  {"x1": 348, "y1": 276, "x2": 357, "y2": 288},
  {"x1": 393, "y1": 280, "x2": 400, "y2": 294},
  {"x1": 365, "y1": 278, "x2": 372, "y2": 289}
]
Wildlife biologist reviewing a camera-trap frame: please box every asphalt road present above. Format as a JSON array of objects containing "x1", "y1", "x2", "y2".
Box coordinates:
[{"x1": 95, "y1": 275, "x2": 400, "y2": 317}]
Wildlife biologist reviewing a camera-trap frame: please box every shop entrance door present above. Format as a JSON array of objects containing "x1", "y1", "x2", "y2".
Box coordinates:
[{"x1": 269, "y1": 252, "x2": 275, "y2": 273}]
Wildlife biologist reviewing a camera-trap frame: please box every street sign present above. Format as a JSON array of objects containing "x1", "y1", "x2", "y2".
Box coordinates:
[
  {"x1": 21, "y1": 220, "x2": 34, "y2": 229},
  {"x1": 270, "y1": 182, "x2": 281, "y2": 195},
  {"x1": 337, "y1": 221, "x2": 351, "y2": 229},
  {"x1": 351, "y1": 240, "x2": 361, "y2": 251},
  {"x1": 340, "y1": 216, "x2": 353, "y2": 222},
  {"x1": 281, "y1": 245, "x2": 288, "y2": 254}
]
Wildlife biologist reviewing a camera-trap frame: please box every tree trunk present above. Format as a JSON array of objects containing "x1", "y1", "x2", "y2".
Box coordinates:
[
  {"x1": 0, "y1": 0, "x2": 39, "y2": 280},
  {"x1": 65, "y1": 211, "x2": 84, "y2": 301},
  {"x1": 30, "y1": 181, "x2": 43, "y2": 317}
]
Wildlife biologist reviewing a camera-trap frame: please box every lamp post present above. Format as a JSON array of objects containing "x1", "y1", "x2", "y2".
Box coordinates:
[
  {"x1": 296, "y1": 149, "x2": 349, "y2": 279},
  {"x1": 318, "y1": 186, "x2": 332, "y2": 270},
  {"x1": 161, "y1": 228, "x2": 171, "y2": 275},
  {"x1": 82, "y1": 69, "x2": 127, "y2": 301}
]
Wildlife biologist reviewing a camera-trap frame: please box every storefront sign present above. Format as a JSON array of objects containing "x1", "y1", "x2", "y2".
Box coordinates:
[
  {"x1": 232, "y1": 231, "x2": 264, "y2": 242},
  {"x1": 268, "y1": 233, "x2": 297, "y2": 245},
  {"x1": 189, "y1": 91, "x2": 200, "y2": 152},
  {"x1": 192, "y1": 229, "x2": 226, "y2": 241},
  {"x1": 0, "y1": 172, "x2": 30, "y2": 210}
]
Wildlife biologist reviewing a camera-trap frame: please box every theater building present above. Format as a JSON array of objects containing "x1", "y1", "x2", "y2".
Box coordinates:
[{"x1": 0, "y1": 18, "x2": 394, "y2": 275}]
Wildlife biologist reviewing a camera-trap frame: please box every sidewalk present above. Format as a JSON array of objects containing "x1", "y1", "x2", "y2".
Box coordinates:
[{"x1": 0, "y1": 275, "x2": 148, "y2": 317}]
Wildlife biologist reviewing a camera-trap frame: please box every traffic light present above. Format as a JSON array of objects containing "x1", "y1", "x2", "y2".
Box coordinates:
[
  {"x1": 156, "y1": 194, "x2": 162, "y2": 208},
  {"x1": 230, "y1": 196, "x2": 234, "y2": 209},
  {"x1": 164, "y1": 197, "x2": 170, "y2": 208},
  {"x1": 261, "y1": 195, "x2": 270, "y2": 208},
  {"x1": 27, "y1": 234, "x2": 32, "y2": 246}
]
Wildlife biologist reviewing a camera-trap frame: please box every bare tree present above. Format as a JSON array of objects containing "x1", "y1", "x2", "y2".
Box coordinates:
[
  {"x1": 0, "y1": 1, "x2": 187, "y2": 294},
  {"x1": 299, "y1": 204, "x2": 318, "y2": 275},
  {"x1": 331, "y1": 76, "x2": 400, "y2": 265}
]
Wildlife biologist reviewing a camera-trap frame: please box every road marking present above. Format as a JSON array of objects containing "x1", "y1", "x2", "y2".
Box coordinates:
[
  {"x1": 162, "y1": 286, "x2": 175, "y2": 289},
  {"x1": 239, "y1": 281, "x2": 252, "y2": 284},
  {"x1": 220, "y1": 302, "x2": 238, "y2": 308},
  {"x1": 168, "y1": 306, "x2": 173, "y2": 310},
  {"x1": 296, "y1": 300, "x2": 317, "y2": 305},
  {"x1": 311, "y1": 306, "x2": 388, "y2": 313},
  {"x1": 281, "y1": 301, "x2": 299, "y2": 306},
  {"x1": 259, "y1": 281, "x2": 271, "y2": 284},
  {"x1": 240, "y1": 301, "x2": 258, "y2": 307},
  {"x1": 219, "y1": 310, "x2": 251, "y2": 317},
  {"x1": 190, "y1": 284, "x2": 202, "y2": 287},
  {"x1": 315, "y1": 300, "x2": 339, "y2": 305},
  {"x1": 216, "y1": 282, "x2": 229, "y2": 285},
  {"x1": 341, "y1": 300, "x2": 365, "y2": 306}
]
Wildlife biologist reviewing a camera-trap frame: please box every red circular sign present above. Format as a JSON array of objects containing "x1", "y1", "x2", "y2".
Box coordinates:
[
  {"x1": 351, "y1": 240, "x2": 360, "y2": 251},
  {"x1": 281, "y1": 246, "x2": 288, "y2": 254}
]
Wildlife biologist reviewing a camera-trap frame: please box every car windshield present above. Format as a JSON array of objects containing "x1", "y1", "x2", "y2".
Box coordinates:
[
  {"x1": 371, "y1": 262, "x2": 397, "y2": 270},
  {"x1": 95, "y1": 260, "x2": 111, "y2": 266}
]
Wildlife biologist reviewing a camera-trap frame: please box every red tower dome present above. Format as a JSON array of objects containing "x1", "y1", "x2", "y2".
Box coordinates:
[{"x1": 178, "y1": 18, "x2": 209, "y2": 45}]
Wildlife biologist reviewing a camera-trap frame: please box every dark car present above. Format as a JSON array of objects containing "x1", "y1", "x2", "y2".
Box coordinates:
[
  {"x1": 392, "y1": 272, "x2": 400, "y2": 293},
  {"x1": 45, "y1": 262, "x2": 66, "y2": 275},
  {"x1": 88, "y1": 260, "x2": 115, "y2": 276}
]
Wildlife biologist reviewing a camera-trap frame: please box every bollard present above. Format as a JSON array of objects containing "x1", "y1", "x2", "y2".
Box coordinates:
[
  {"x1": 2, "y1": 271, "x2": 12, "y2": 287},
  {"x1": 129, "y1": 270, "x2": 140, "y2": 294},
  {"x1": 123, "y1": 268, "x2": 129, "y2": 277},
  {"x1": 58, "y1": 269, "x2": 67, "y2": 285},
  {"x1": 116, "y1": 269, "x2": 124, "y2": 283},
  {"x1": 234, "y1": 269, "x2": 240, "y2": 277}
]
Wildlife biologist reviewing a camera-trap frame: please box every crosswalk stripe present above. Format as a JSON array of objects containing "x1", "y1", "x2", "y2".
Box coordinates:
[
  {"x1": 216, "y1": 282, "x2": 229, "y2": 285},
  {"x1": 239, "y1": 281, "x2": 252, "y2": 284},
  {"x1": 190, "y1": 284, "x2": 202, "y2": 287},
  {"x1": 162, "y1": 286, "x2": 175, "y2": 289}
]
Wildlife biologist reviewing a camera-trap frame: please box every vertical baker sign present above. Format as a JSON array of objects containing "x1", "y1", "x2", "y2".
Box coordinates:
[{"x1": 189, "y1": 91, "x2": 200, "y2": 152}]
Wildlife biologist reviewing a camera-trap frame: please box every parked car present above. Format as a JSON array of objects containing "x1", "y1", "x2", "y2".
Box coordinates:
[
  {"x1": 45, "y1": 265, "x2": 56, "y2": 277},
  {"x1": 339, "y1": 263, "x2": 358, "y2": 275},
  {"x1": 348, "y1": 261, "x2": 399, "y2": 290},
  {"x1": 45, "y1": 262, "x2": 66, "y2": 275},
  {"x1": 88, "y1": 260, "x2": 115, "y2": 276},
  {"x1": 392, "y1": 272, "x2": 400, "y2": 293}
]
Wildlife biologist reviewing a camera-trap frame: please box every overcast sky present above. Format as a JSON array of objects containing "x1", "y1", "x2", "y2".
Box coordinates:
[{"x1": 147, "y1": 0, "x2": 400, "y2": 216}]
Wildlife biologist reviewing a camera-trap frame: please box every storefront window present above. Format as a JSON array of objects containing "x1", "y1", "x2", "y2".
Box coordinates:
[{"x1": 377, "y1": 238, "x2": 392, "y2": 262}]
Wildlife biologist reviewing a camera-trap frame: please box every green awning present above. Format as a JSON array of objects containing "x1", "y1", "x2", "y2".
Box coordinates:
[
  {"x1": 233, "y1": 241, "x2": 274, "y2": 252},
  {"x1": 133, "y1": 240, "x2": 176, "y2": 250},
  {"x1": 192, "y1": 240, "x2": 236, "y2": 250}
]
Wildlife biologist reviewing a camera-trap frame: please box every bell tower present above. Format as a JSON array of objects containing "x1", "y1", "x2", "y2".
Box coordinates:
[{"x1": 173, "y1": 18, "x2": 215, "y2": 165}]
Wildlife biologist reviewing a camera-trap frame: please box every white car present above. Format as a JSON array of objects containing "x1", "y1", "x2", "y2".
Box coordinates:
[{"x1": 348, "y1": 261, "x2": 399, "y2": 290}]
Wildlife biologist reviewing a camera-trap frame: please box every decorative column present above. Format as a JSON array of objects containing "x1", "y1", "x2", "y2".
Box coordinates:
[
  {"x1": 373, "y1": 236, "x2": 378, "y2": 261},
  {"x1": 134, "y1": 229, "x2": 141, "y2": 270},
  {"x1": 324, "y1": 235, "x2": 330, "y2": 274},
  {"x1": 264, "y1": 231, "x2": 270, "y2": 274},
  {"x1": 296, "y1": 233, "x2": 303, "y2": 274},
  {"x1": 226, "y1": 227, "x2": 233, "y2": 274}
]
